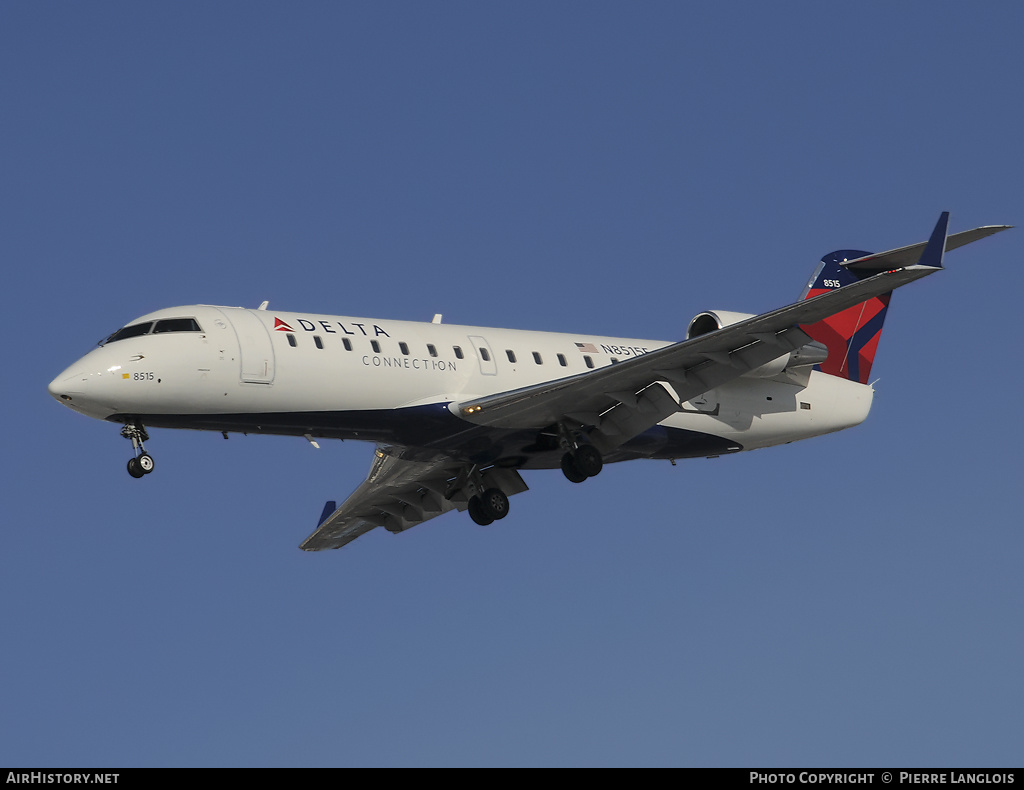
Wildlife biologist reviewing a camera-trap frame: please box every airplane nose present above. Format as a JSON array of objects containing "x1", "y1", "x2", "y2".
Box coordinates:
[
  {"x1": 47, "y1": 358, "x2": 119, "y2": 419},
  {"x1": 48, "y1": 372, "x2": 75, "y2": 403}
]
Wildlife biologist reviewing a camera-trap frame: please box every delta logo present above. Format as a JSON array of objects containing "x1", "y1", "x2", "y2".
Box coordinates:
[{"x1": 272, "y1": 316, "x2": 392, "y2": 338}]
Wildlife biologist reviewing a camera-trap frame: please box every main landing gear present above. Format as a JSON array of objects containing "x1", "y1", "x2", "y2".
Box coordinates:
[
  {"x1": 555, "y1": 422, "x2": 604, "y2": 484},
  {"x1": 121, "y1": 422, "x2": 155, "y2": 478},
  {"x1": 561, "y1": 444, "x2": 603, "y2": 483},
  {"x1": 468, "y1": 487, "x2": 510, "y2": 526},
  {"x1": 457, "y1": 465, "x2": 512, "y2": 526}
]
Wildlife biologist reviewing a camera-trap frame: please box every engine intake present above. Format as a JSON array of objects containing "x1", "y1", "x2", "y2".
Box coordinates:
[{"x1": 686, "y1": 310, "x2": 755, "y2": 339}]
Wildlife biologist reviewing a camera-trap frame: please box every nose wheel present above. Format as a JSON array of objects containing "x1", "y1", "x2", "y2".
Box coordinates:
[
  {"x1": 127, "y1": 453, "x2": 155, "y2": 478},
  {"x1": 121, "y1": 422, "x2": 155, "y2": 478}
]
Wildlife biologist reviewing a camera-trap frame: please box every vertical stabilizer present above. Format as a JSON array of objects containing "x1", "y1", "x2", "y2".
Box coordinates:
[{"x1": 798, "y1": 213, "x2": 949, "y2": 384}]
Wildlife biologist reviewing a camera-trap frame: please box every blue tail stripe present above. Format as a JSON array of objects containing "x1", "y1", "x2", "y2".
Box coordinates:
[{"x1": 844, "y1": 300, "x2": 890, "y2": 382}]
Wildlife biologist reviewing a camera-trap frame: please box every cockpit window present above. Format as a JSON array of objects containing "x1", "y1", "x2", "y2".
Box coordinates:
[
  {"x1": 102, "y1": 322, "x2": 153, "y2": 345},
  {"x1": 153, "y1": 317, "x2": 202, "y2": 334},
  {"x1": 100, "y1": 317, "x2": 202, "y2": 345}
]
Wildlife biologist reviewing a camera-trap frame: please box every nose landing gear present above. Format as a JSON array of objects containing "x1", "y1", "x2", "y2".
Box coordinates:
[
  {"x1": 127, "y1": 453, "x2": 155, "y2": 478},
  {"x1": 121, "y1": 422, "x2": 155, "y2": 478}
]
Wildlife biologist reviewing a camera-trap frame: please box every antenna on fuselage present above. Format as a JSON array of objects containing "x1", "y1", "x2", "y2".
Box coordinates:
[
  {"x1": 257, "y1": 301, "x2": 269, "y2": 310},
  {"x1": 432, "y1": 314, "x2": 443, "y2": 324}
]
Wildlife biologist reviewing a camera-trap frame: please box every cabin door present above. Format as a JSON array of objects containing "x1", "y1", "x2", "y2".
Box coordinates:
[
  {"x1": 467, "y1": 335, "x2": 498, "y2": 376},
  {"x1": 224, "y1": 308, "x2": 276, "y2": 384}
]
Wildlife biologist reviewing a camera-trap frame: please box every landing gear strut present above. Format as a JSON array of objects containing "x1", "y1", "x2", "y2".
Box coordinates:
[{"x1": 121, "y1": 422, "x2": 155, "y2": 478}]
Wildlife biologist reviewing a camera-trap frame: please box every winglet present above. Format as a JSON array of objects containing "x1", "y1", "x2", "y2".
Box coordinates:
[
  {"x1": 916, "y1": 211, "x2": 950, "y2": 270},
  {"x1": 317, "y1": 500, "x2": 337, "y2": 528}
]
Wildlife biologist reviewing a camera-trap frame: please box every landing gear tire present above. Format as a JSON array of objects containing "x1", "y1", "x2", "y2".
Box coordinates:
[
  {"x1": 127, "y1": 458, "x2": 146, "y2": 478},
  {"x1": 561, "y1": 452, "x2": 588, "y2": 483},
  {"x1": 574, "y1": 444, "x2": 603, "y2": 478},
  {"x1": 468, "y1": 496, "x2": 495, "y2": 526},
  {"x1": 137, "y1": 453, "x2": 155, "y2": 474},
  {"x1": 479, "y1": 487, "x2": 510, "y2": 521}
]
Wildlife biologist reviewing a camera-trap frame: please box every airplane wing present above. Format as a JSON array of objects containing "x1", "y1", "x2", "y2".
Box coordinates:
[
  {"x1": 455, "y1": 217, "x2": 1009, "y2": 453},
  {"x1": 300, "y1": 445, "x2": 528, "y2": 551}
]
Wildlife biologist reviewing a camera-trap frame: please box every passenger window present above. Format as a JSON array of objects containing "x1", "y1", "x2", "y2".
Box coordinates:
[
  {"x1": 557, "y1": 353, "x2": 567, "y2": 367},
  {"x1": 427, "y1": 344, "x2": 438, "y2": 358},
  {"x1": 314, "y1": 336, "x2": 323, "y2": 349},
  {"x1": 479, "y1": 348, "x2": 491, "y2": 362},
  {"x1": 533, "y1": 352, "x2": 543, "y2": 365},
  {"x1": 454, "y1": 346, "x2": 464, "y2": 359},
  {"x1": 371, "y1": 340, "x2": 381, "y2": 353},
  {"x1": 506, "y1": 350, "x2": 516, "y2": 363},
  {"x1": 287, "y1": 334, "x2": 297, "y2": 348},
  {"x1": 399, "y1": 342, "x2": 409, "y2": 355},
  {"x1": 585, "y1": 356, "x2": 594, "y2": 369},
  {"x1": 342, "y1": 338, "x2": 352, "y2": 351}
]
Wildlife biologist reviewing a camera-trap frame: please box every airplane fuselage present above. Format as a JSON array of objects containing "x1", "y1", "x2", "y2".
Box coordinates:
[{"x1": 49, "y1": 304, "x2": 873, "y2": 469}]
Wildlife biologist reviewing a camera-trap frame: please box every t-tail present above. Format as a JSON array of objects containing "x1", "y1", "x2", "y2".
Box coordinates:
[{"x1": 797, "y1": 212, "x2": 951, "y2": 384}]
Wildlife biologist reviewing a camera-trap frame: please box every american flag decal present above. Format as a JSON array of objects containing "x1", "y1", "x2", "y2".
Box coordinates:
[{"x1": 575, "y1": 342, "x2": 598, "y2": 353}]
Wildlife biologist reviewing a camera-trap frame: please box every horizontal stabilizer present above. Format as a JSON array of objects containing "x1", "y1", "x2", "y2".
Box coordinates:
[{"x1": 843, "y1": 222, "x2": 1011, "y2": 274}]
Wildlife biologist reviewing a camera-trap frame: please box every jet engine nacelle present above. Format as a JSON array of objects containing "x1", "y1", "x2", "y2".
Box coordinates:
[
  {"x1": 686, "y1": 310, "x2": 829, "y2": 378},
  {"x1": 686, "y1": 310, "x2": 756, "y2": 339}
]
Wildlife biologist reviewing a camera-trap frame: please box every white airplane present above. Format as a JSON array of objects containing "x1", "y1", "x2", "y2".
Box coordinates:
[{"x1": 48, "y1": 213, "x2": 1008, "y2": 551}]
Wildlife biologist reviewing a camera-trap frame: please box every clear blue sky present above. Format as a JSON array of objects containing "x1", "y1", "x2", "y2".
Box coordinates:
[{"x1": 3, "y1": 1, "x2": 1021, "y2": 767}]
